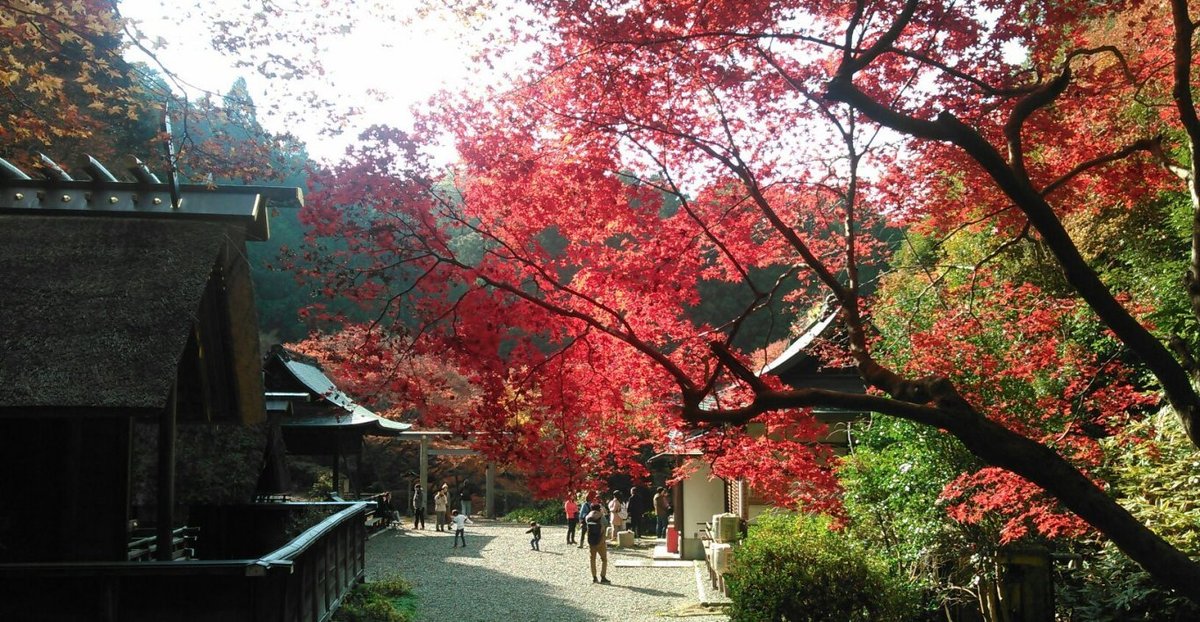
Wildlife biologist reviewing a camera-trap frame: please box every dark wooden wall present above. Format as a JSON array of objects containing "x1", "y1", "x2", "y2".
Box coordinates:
[{"x1": 0, "y1": 416, "x2": 131, "y2": 562}]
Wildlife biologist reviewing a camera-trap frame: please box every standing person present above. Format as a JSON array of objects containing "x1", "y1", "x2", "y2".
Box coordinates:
[
  {"x1": 411, "y1": 484, "x2": 426, "y2": 530},
  {"x1": 584, "y1": 504, "x2": 610, "y2": 584},
  {"x1": 433, "y1": 484, "x2": 449, "y2": 532},
  {"x1": 450, "y1": 509, "x2": 473, "y2": 548},
  {"x1": 459, "y1": 479, "x2": 474, "y2": 517},
  {"x1": 653, "y1": 487, "x2": 670, "y2": 538},
  {"x1": 596, "y1": 491, "x2": 611, "y2": 543},
  {"x1": 526, "y1": 520, "x2": 542, "y2": 550},
  {"x1": 607, "y1": 490, "x2": 626, "y2": 543},
  {"x1": 564, "y1": 495, "x2": 579, "y2": 544},
  {"x1": 627, "y1": 487, "x2": 645, "y2": 538},
  {"x1": 576, "y1": 494, "x2": 591, "y2": 549}
]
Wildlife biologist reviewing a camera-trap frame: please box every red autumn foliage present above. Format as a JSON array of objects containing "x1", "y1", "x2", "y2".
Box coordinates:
[{"x1": 289, "y1": 0, "x2": 1200, "y2": 600}]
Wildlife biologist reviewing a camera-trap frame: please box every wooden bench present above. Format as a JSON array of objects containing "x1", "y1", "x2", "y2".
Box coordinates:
[{"x1": 363, "y1": 493, "x2": 399, "y2": 531}]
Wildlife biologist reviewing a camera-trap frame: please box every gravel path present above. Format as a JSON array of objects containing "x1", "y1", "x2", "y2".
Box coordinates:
[{"x1": 365, "y1": 520, "x2": 730, "y2": 622}]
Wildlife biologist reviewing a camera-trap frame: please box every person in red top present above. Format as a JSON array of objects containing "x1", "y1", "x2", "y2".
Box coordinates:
[{"x1": 564, "y1": 496, "x2": 579, "y2": 544}]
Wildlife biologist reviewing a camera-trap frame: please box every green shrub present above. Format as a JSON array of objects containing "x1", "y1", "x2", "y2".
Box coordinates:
[
  {"x1": 1056, "y1": 411, "x2": 1200, "y2": 620},
  {"x1": 333, "y1": 575, "x2": 415, "y2": 622},
  {"x1": 502, "y1": 500, "x2": 566, "y2": 525},
  {"x1": 724, "y1": 511, "x2": 926, "y2": 622}
]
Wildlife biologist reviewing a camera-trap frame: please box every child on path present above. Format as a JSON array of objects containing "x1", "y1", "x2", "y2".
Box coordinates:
[
  {"x1": 526, "y1": 521, "x2": 542, "y2": 550},
  {"x1": 450, "y1": 509, "x2": 473, "y2": 548}
]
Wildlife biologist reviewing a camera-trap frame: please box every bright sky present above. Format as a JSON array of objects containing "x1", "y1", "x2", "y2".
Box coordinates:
[{"x1": 118, "y1": 0, "x2": 486, "y2": 163}]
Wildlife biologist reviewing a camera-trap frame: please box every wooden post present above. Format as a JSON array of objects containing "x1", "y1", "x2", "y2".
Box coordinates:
[
  {"x1": 156, "y1": 382, "x2": 177, "y2": 560},
  {"x1": 354, "y1": 444, "x2": 363, "y2": 498},
  {"x1": 998, "y1": 546, "x2": 1054, "y2": 622},
  {"x1": 485, "y1": 462, "x2": 495, "y2": 518},
  {"x1": 332, "y1": 447, "x2": 341, "y2": 497},
  {"x1": 419, "y1": 435, "x2": 429, "y2": 507},
  {"x1": 673, "y1": 460, "x2": 685, "y2": 545}
]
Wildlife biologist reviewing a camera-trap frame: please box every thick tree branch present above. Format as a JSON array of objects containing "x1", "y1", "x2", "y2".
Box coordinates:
[
  {"x1": 684, "y1": 383, "x2": 1200, "y2": 602},
  {"x1": 840, "y1": 0, "x2": 920, "y2": 75},
  {"x1": 710, "y1": 341, "x2": 767, "y2": 392},
  {"x1": 1005, "y1": 66, "x2": 1071, "y2": 179},
  {"x1": 827, "y1": 75, "x2": 1200, "y2": 450},
  {"x1": 1041, "y1": 137, "x2": 1162, "y2": 197}
]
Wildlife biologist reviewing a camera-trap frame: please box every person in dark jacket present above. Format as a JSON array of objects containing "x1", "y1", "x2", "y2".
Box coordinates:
[
  {"x1": 411, "y1": 484, "x2": 426, "y2": 529},
  {"x1": 526, "y1": 521, "x2": 542, "y2": 550},
  {"x1": 459, "y1": 479, "x2": 474, "y2": 517},
  {"x1": 626, "y1": 487, "x2": 646, "y2": 538},
  {"x1": 576, "y1": 495, "x2": 592, "y2": 549}
]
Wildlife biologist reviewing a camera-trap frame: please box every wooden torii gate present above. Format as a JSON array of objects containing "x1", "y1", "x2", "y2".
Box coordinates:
[{"x1": 400, "y1": 430, "x2": 496, "y2": 518}]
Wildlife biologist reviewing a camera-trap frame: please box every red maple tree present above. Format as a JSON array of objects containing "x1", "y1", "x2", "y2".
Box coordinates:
[{"x1": 294, "y1": 0, "x2": 1200, "y2": 601}]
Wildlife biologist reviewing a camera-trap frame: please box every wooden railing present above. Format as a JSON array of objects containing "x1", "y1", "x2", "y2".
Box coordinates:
[
  {"x1": 127, "y1": 526, "x2": 197, "y2": 561},
  {"x1": 258, "y1": 502, "x2": 369, "y2": 622},
  {"x1": 0, "y1": 502, "x2": 369, "y2": 622}
]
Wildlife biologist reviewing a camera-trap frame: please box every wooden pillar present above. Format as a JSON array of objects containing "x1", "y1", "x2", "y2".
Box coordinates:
[
  {"x1": 64, "y1": 419, "x2": 82, "y2": 556},
  {"x1": 485, "y1": 462, "x2": 495, "y2": 518},
  {"x1": 331, "y1": 447, "x2": 341, "y2": 497},
  {"x1": 156, "y1": 382, "x2": 177, "y2": 561},
  {"x1": 354, "y1": 443, "x2": 363, "y2": 498},
  {"x1": 419, "y1": 435, "x2": 429, "y2": 507},
  {"x1": 673, "y1": 461, "x2": 684, "y2": 538}
]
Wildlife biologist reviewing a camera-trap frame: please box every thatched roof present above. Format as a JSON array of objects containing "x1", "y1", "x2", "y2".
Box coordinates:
[{"x1": 0, "y1": 215, "x2": 231, "y2": 411}]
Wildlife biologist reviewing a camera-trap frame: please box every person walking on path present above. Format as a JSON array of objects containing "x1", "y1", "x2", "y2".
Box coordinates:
[
  {"x1": 450, "y1": 509, "x2": 472, "y2": 548},
  {"x1": 627, "y1": 487, "x2": 645, "y2": 538},
  {"x1": 585, "y1": 505, "x2": 610, "y2": 584},
  {"x1": 653, "y1": 487, "x2": 670, "y2": 538},
  {"x1": 412, "y1": 484, "x2": 426, "y2": 530},
  {"x1": 433, "y1": 484, "x2": 449, "y2": 532},
  {"x1": 564, "y1": 496, "x2": 579, "y2": 544},
  {"x1": 526, "y1": 521, "x2": 542, "y2": 551}
]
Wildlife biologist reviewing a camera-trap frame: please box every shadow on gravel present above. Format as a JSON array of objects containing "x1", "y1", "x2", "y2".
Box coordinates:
[{"x1": 618, "y1": 586, "x2": 684, "y2": 597}]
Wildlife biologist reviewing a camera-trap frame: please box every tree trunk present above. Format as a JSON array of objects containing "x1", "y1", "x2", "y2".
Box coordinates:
[{"x1": 938, "y1": 408, "x2": 1200, "y2": 604}]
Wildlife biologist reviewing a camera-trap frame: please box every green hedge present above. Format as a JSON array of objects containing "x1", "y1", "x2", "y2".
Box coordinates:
[
  {"x1": 332, "y1": 576, "x2": 416, "y2": 622},
  {"x1": 724, "y1": 511, "x2": 925, "y2": 622},
  {"x1": 502, "y1": 500, "x2": 567, "y2": 525}
]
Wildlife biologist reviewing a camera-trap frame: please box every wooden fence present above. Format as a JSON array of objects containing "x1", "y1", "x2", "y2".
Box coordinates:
[{"x1": 0, "y1": 501, "x2": 369, "y2": 622}]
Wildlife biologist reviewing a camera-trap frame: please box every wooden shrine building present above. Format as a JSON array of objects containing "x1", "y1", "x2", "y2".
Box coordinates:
[
  {"x1": 656, "y1": 304, "x2": 870, "y2": 559},
  {"x1": 0, "y1": 155, "x2": 367, "y2": 621},
  {"x1": 263, "y1": 345, "x2": 412, "y2": 497}
]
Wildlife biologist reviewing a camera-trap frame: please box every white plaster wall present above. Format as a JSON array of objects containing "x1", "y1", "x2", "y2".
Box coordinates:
[{"x1": 680, "y1": 459, "x2": 727, "y2": 560}]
